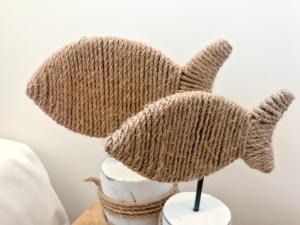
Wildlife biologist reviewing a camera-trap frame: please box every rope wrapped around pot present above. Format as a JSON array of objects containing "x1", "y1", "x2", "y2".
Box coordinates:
[{"x1": 85, "y1": 177, "x2": 178, "y2": 219}]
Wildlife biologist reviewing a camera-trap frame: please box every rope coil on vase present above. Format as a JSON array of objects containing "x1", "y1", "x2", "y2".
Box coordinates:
[
  {"x1": 158, "y1": 211, "x2": 164, "y2": 225},
  {"x1": 85, "y1": 177, "x2": 178, "y2": 219}
]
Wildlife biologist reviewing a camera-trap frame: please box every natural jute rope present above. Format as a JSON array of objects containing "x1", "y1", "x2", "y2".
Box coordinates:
[
  {"x1": 26, "y1": 37, "x2": 232, "y2": 138},
  {"x1": 105, "y1": 90, "x2": 294, "y2": 183},
  {"x1": 85, "y1": 177, "x2": 178, "y2": 219},
  {"x1": 158, "y1": 211, "x2": 163, "y2": 225}
]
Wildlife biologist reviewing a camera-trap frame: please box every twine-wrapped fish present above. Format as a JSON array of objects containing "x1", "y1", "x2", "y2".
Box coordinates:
[
  {"x1": 26, "y1": 37, "x2": 231, "y2": 137},
  {"x1": 106, "y1": 90, "x2": 294, "y2": 182}
]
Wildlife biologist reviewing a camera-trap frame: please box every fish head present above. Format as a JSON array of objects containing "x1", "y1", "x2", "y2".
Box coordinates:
[
  {"x1": 26, "y1": 40, "x2": 100, "y2": 136},
  {"x1": 26, "y1": 55, "x2": 62, "y2": 115}
]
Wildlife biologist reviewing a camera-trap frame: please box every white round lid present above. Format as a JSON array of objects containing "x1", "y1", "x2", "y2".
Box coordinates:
[
  {"x1": 101, "y1": 157, "x2": 147, "y2": 182},
  {"x1": 163, "y1": 192, "x2": 231, "y2": 225}
]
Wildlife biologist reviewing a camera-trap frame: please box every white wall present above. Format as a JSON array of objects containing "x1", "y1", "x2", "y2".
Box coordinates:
[{"x1": 0, "y1": 0, "x2": 299, "y2": 224}]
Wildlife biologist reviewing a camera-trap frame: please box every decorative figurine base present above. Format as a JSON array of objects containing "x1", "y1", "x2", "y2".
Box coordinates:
[
  {"x1": 99, "y1": 157, "x2": 173, "y2": 225},
  {"x1": 162, "y1": 192, "x2": 231, "y2": 225}
]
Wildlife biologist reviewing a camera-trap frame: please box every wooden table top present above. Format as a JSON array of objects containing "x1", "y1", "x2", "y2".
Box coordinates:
[{"x1": 72, "y1": 203, "x2": 108, "y2": 225}]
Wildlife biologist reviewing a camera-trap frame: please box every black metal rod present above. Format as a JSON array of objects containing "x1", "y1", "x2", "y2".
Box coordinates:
[{"x1": 193, "y1": 178, "x2": 204, "y2": 212}]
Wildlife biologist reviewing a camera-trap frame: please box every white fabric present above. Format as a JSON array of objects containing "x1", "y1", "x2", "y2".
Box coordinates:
[{"x1": 0, "y1": 138, "x2": 70, "y2": 225}]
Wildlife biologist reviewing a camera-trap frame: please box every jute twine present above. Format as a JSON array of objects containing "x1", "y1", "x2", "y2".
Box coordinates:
[
  {"x1": 85, "y1": 177, "x2": 178, "y2": 220},
  {"x1": 158, "y1": 211, "x2": 164, "y2": 225},
  {"x1": 26, "y1": 37, "x2": 232, "y2": 138},
  {"x1": 106, "y1": 90, "x2": 294, "y2": 183}
]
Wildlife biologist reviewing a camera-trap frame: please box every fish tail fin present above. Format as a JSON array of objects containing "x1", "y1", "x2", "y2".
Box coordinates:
[
  {"x1": 179, "y1": 39, "x2": 232, "y2": 92},
  {"x1": 243, "y1": 90, "x2": 294, "y2": 173}
]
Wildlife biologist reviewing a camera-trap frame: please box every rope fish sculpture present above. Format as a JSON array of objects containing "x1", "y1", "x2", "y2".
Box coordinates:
[
  {"x1": 26, "y1": 37, "x2": 232, "y2": 137},
  {"x1": 105, "y1": 90, "x2": 294, "y2": 182}
]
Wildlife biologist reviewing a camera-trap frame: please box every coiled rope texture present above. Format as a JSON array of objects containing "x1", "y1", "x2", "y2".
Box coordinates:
[{"x1": 85, "y1": 177, "x2": 178, "y2": 221}]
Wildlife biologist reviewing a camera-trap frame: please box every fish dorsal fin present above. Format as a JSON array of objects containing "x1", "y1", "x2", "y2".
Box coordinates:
[
  {"x1": 26, "y1": 37, "x2": 231, "y2": 137},
  {"x1": 243, "y1": 90, "x2": 294, "y2": 172},
  {"x1": 180, "y1": 40, "x2": 232, "y2": 92}
]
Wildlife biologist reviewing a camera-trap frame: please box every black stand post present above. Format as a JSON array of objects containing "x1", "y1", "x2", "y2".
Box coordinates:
[{"x1": 193, "y1": 178, "x2": 204, "y2": 212}]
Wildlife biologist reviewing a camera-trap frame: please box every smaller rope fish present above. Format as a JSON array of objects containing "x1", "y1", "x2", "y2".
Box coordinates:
[
  {"x1": 105, "y1": 90, "x2": 294, "y2": 183},
  {"x1": 26, "y1": 37, "x2": 232, "y2": 138}
]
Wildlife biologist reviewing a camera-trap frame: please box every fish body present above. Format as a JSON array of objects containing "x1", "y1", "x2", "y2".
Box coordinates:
[
  {"x1": 26, "y1": 37, "x2": 231, "y2": 137},
  {"x1": 105, "y1": 90, "x2": 294, "y2": 182}
]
